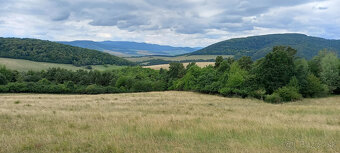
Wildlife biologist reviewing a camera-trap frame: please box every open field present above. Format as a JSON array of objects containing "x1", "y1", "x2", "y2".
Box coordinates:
[
  {"x1": 0, "y1": 91, "x2": 339, "y2": 153},
  {"x1": 125, "y1": 55, "x2": 232, "y2": 62},
  {"x1": 0, "y1": 58, "x2": 124, "y2": 71},
  {"x1": 144, "y1": 62, "x2": 215, "y2": 70}
]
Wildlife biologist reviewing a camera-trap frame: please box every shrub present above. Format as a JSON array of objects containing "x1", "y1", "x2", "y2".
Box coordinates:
[
  {"x1": 249, "y1": 88, "x2": 266, "y2": 100},
  {"x1": 276, "y1": 86, "x2": 302, "y2": 102},
  {"x1": 265, "y1": 93, "x2": 282, "y2": 103},
  {"x1": 131, "y1": 80, "x2": 153, "y2": 92},
  {"x1": 219, "y1": 87, "x2": 247, "y2": 97},
  {"x1": 0, "y1": 73, "x2": 7, "y2": 85},
  {"x1": 304, "y1": 74, "x2": 329, "y2": 97},
  {"x1": 219, "y1": 87, "x2": 232, "y2": 96},
  {"x1": 7, "y1": 82, "x2": 29, "y2": 93},
  {"x1": 106, "y1": 86, "x2": 121, "y2": 93},
  {"x1": 0, "y1": 85, "x2": 9, "y2": 92},
  {"x1": 152, "y1": 81, "x2": 167, "y2": 91},
  {"x1": 49, "y1": 84, "x2": 69, "y2": 93},
  {"x1": 265, "y1": 86, "x2": 302, "y2": 103},
  {"x1": 85, "y1": 84, "x2": 106, "y2": 94}
]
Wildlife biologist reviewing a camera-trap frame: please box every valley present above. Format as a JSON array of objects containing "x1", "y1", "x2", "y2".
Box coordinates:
[
  {"x1": 125, "y1": 55, "x2": 232, "y2": 63},
  {"x1": 1, "y1": 1, "x2": 339, "y2": 153},
  {"x1": 143, "y1": 62, "x2": 215, "y2": 70}
]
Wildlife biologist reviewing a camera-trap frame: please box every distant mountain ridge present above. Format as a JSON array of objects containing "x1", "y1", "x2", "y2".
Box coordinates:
[
  {"x1": 58, "y1": 41, "x2": 201, "y2": 57},
  {"x1": 0, "y1": 37, "x2": 134, "y2": 66},
  {"x1": 190, "y1": 33, "x2": 340, "y2": 59}
]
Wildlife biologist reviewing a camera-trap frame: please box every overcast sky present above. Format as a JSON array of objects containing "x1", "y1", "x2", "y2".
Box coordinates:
[{"x1": 0, "y1": 0, "x2": 339, "y2": 47}]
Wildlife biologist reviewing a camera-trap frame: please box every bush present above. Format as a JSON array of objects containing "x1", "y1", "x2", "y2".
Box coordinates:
[
  {"x1": 219, "y1": 87, "x2": 247, "y2": 97},
  {"x1": 265, "y1": 93, "x2": 282, "y2": 103},
  {"x1": 276, "y1": 86, "x2": 302, "y2": 101},
  {"x1": 304, "y1": 74, "x2": 329, "y2": 97},
  {"x1": 249, "y1": 88, "x2": 266, "y2": 100},
  {"x1": 7, "y1": 82, "x2": 29, "y2": 93},
  {"x1": 85, "y1": 84, "x2": 106, "y2": 94},
  {"x1": 0, "y1": 85, "x2": 9, "y2": 92},
  {"x1": 131, "y1": 80, "x2": 153, "y2": 92},
  {"x1": 49, "y1": 84, "x2": 69, "y2": 93},
  {"x1": 106, "y1": 86, "x2": 122, "y2": 93},
  {"x1": 0, "y1": 73, "x2": 8, "y2": 85},
  {"x1": 265, "y1": 86, "x2": 302, "y2": 103},
  {"x1": 219, "y1": 87, "x2": 232, "y2": 96},
  {"x1": 152, "y1": 81, "x2": 167, "y2": 91}
]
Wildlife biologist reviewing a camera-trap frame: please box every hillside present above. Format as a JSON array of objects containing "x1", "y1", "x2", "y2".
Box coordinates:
[
  {"x1": 0, "y1": 38, "x2": 134, "y2": 66},
  {"x1": 190, "y1": 33, "x2": 340, "y2": 59},
  {"x1": 0, "y1": 57, "x2": 125, "y2": 71},
  {"x1": 59, "y1": 40, "x2": 200, "y2": 56}
]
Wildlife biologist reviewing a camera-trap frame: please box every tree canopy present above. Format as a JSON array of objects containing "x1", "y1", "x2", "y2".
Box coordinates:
[{"x1": 0, "y1": 38, "x2": 134, "y2": 66}]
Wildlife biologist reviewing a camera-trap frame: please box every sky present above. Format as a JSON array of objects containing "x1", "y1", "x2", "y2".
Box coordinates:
[{"x1": 0, "y1": 0, "x2": 339, "y2": 47}]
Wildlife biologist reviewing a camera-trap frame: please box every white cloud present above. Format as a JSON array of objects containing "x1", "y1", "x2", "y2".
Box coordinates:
[{"x1": 0, "y1": 0, "x2": 338, "y2": 47}]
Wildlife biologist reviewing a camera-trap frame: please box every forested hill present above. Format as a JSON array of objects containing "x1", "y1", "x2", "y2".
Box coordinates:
[
  {"x1": 190, "y1": 33, "x2": 340, "y2": 59},
  {"x1": 0, "y1": 38, "x2": 134, "y2": 66}
]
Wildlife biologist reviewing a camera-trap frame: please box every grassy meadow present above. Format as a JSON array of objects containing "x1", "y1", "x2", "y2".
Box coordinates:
[
  {"x1": 0, "y1": 91, "x2": 339, "y2": 153},
  {"x1": 125, "y1": 55, "x2": 232, "y2": 62},
  {"x1": 0, "y1": 58, "x2": 125, "y2": 71},
  {"x1": 143, "y1": 62, "x2": 215, "y2": 70}
]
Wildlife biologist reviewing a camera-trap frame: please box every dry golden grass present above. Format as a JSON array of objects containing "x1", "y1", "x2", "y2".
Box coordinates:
[
  {"x1": 0, "y1": 91, "x2": 339, "y2": 153},
  {"x1": 125, "y1": 55, "x2": 232, "y2": 62},
  {"x1": 144, "y1": 62, "x2": 215, "y2": 70}
]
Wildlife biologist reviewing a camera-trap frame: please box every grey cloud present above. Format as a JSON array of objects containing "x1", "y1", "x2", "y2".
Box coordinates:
[
  {"x1": 51, "y1": 11, "x2": 70, "y2": 21},
  {"x1": 0, "y1": 0, "x2": 337, "y2": 46},
  {"x1": 1, "y1": 0, "x2": 320, "y2": 34},
  {"x1": 317, "y1": 6, "x2": 328, "y2": 10}
]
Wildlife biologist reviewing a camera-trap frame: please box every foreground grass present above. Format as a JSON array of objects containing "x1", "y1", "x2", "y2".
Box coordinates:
[
  {"x1": 0, "y1": 91, "x2": 339, "y2": 153},
  {"x1": 0, "y1": 57, "x2": 124, "y2": 71}
]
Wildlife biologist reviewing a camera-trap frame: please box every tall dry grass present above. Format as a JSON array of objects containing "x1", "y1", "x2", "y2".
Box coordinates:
[{"x1": 0, "y1": 91, "x2": 339, "y2": 153}]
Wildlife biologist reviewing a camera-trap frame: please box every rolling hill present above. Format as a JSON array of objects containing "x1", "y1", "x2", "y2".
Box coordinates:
[
  {"x1": 0, "y1": 37, "x2": 134, "y2": 66},
  {"x1": 0, "y1": 57, "x2": 125, "y2": 72},
  {"x1": 190, "y1": 33, "x2": 340, "y2": 59},
  {"x1": 58, "y1": 40, "x2": 201, "y2": 56}
]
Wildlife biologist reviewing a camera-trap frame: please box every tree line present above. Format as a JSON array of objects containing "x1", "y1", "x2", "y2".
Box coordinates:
[
  {"x1": 0, "y1": 38, "x2": 134, "y2": 66},
  {"x1": 0, "y1": 46, "x2": 339, "y2": 103}
]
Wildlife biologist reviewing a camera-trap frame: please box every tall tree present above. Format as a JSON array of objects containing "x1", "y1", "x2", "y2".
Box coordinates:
[
  {"x1": 255, "y1": 46, "x2": 296, "y2": 94},
  {"x1": 320, "y1": 51, "x2": 339, "y2": 92},
  {"x1": 237, "y1": 56, "x2": 253, "y2": 71},
  {"x1": 214, "y1": 56, "x2": 224, "y2": 68},
  {"x1": 168, "y1": 63, "x2": 186, "y2": 79}
]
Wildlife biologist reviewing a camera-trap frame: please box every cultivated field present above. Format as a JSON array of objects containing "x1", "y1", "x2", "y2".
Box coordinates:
[
  {"x1": 125, "y1": 55, "x2": 232, "y2": 62},
  {"x1": 0, "y1": 91, "x2": 339, "y2": 153},
  {"x1": 0, "y1": 58, "x2": 124, "y2": 71},
  {"x1": 144, "y1": 62, "x2": 215, "y2": 70}
]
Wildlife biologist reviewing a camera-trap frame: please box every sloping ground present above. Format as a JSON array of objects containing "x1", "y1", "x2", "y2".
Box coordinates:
[
  {"x1": 191, "y1": 33, "x2": 340, "y2": 59},
  {"x1": 0, "y1": 57, "x2": 124, "y2": 71},
  {"x1": 0, "y1": 37, "x2": 133, "y2": 66},
  {"x1": 0, "y1": 91, "x2": 339, "y2": 153}
]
